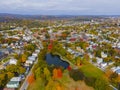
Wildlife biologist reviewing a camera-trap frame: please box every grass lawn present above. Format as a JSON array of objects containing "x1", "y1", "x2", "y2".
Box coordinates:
[
  {"x1": 27, "y1": 78, "x2": 45, "y2": 90},
  {"x1": 80, "y1": 62, "x2": 104, "y2": 78},
  {"x1": 27, "y1": 70, "x2": 94, "y2": 90}
]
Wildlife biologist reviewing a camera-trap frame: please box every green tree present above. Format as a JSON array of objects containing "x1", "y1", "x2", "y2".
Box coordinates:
[
  {"x1": 43, "y1": 67, "x2": 51, "y2": 81},
  {"x1": 19, "y1": 67, "x2": 26, "y2": 74},
  {"x1": 6, "y1": 65, "x2": 18, "y2": 73},
  {"x1": 7, "y1": 72, "x2": 14, "y2": 79}
]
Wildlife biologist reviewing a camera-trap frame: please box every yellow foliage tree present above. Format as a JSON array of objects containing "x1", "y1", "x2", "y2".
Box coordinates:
[{"x1": 21, "y1": 54, "x2": 27, "y2": 63}]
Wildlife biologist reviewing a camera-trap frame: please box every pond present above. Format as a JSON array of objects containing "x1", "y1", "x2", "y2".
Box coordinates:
[{"x1": 45, "y1": 53, "x2": 69, "y2": 69}]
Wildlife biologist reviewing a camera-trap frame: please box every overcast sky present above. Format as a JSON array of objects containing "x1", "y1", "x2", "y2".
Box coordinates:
[{"x1": 0, "y1": 0, "x2": 120, "y2": 15}]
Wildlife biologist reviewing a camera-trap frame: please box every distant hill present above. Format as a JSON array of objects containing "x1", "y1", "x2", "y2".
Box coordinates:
[{"x1": 0, "y1": 13, "x2": 119, "y2": 22}]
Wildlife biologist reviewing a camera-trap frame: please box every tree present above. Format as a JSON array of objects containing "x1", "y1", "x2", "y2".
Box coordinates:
[
  {"x1": 56, "y1": 84, "x2": 62, "y2": 90},
  {"x1": 6, "y1": 65, "x2": 18, "y2": 73},
  {"x1": 52, "y1": 68, "x2": 58, "y2": 79},
  {"x1": 7, "y1": 72, "x2": 14, "y2": 80},
  {"x1": 57, "y1": 68, "x2": 62, "y2": 78},
  {"x1": 0, "y1": 73, "x2": 7, "y2": 87},
  {"x1": 27, "y1": 74, "x2": 35, "y2": 84},
  {"x1": 104, "y1": 57, "x2": 111, "y2": 63},
  {"x1": 110, "y1": 72, "x2": 118, "y2": 80},
  {"x1": 69, "y1": 69, "x2": 84, "y2": 81},
  {"x1": 92, "y1": 58, "x2": 97, "y2": 63},
  {"x1": 94, "y1": 78, "x2": 111, "y2": 90},
  {"x1": 105, "y1": 70, "x2": 113, "y2": 78},
  {"x1": 52, "y1": 68, "x2": 63, "y2": 79},
  {"x1": 34, "y1": 67, "x2": 42, "y2": 79},
  {"x1": 19, "y1": 67, "x2": 26, "y2": 74},
  {"x1": 43, "y1": 67, "x2": 51, "y2": 80},
  {"x1": 76, "y1": 57, "x2": 81, "y2": 66},
  {"x1": 21, "y1": 54, "x2": 27, "y2": 63}
]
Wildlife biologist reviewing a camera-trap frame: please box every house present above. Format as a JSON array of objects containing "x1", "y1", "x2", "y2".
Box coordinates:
[
  {"x1": 9, "y1": 59, "x2": 17, "y2": 65},
  {"x1": 111, "y1": 66, "x2": 120, "y2": 75},
  {"x1": 10, "y1": 77, "x2": 21, "y2": 82},
  {"x1": 116, "y1": 69, "x2": 120, "y2": 75},
  {"x1": 69, "y1": 38, "x2": 76, "y2": 42},
  {"x1": 6, "y1": 77, "x2": 22, "y2": 88},
  {"x1": 23, "y1": 36, "x2": 32, "y2": 41},
  {"x1": 25, "y1": 60, "x2": 33, "y2": 66},
  {"x1": 88, "y1": 53, "x2": 94, "y2": 59},
  {"x1": 100, "y1": 62, "x2": 107, "y2": 68},
  {"x1": 67, "y1": 48, "x2": 72, "y2": 53},
  {"x1": 6, "y1": 81, "x2": 19, "y2": 88},
  {"x1": 28, "y1": 56, "x2": 36, "y2": 61},
  {"x1": 101, "y1": 52, "x2": 107, "y2": 58},
  {"x1": 96, "y1": 57, "x2": 103, "y2": 64},
  {"x1": 32, "y1": 52, "x2": 38, "y2": 58},
  {"x1": 35, "y1": 49, "x2": 40, "y2": 53}
]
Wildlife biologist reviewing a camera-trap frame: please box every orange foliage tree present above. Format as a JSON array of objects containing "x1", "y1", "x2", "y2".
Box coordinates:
[
  {"x1": 27, "y1": 74, "x2": 35, "y2": 84},
  {"x1": 53, "y1": 68, "x2": 58, "y2": 79},
  {"x1": 57, "y1": 68, "x2": 62, "y2": 78},
  {"x1": 53, "y1": 68, "x2": 62, "y2": 79}
]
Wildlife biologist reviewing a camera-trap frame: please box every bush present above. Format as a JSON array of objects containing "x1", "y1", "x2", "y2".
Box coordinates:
[
  {"x1": 84, "y1": 77, "x2": 96, "y2": 86},
  {"x1": 69, "y1": 69, "x2": 84, "y2": 81}
]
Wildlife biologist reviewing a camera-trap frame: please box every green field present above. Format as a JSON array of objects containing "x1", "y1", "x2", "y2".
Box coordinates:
[
  {"x1": 27, "y1": 78, "x2": 45, "y2": 90},
  {"x1": 80, "y1": 62, "x2": 104, "y2": 78}
]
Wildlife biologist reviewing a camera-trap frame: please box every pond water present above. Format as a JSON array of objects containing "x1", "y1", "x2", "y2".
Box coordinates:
[{"x1": 45, "y1": 53, "x2": 69, "y2": 69}]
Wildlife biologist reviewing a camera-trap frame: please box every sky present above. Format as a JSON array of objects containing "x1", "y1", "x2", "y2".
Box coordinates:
[{"x1": 0, "y1": 0, "x2": 120, "y2": 15}]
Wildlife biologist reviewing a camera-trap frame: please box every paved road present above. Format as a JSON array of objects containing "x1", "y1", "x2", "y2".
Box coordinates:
[
  {"x1": 20, "y1": 57, "x2": 38, "y2": 90},
  {"x1": 20, "y1": 30, "x2": 43, "y2": 90}
]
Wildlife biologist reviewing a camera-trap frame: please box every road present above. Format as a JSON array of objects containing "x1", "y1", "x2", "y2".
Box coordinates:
[
  {"x1": 20, "y1": 30, "x2": 43, "y2": 90},
  {"x1": 20, "y1": 54, "x2": 39, "y2": 90}
]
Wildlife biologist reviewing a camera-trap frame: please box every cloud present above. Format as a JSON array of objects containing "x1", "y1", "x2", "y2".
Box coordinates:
[{"x1": 0, "y1": 0, "x2": 120, "y2": 15}]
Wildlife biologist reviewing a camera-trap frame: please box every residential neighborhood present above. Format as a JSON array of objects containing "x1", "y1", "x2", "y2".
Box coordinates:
[{"x1": 0, "y1": 15, "x2": 120, "y2": 90}]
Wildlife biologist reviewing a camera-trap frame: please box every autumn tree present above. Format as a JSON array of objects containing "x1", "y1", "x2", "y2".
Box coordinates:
[
  {"x1": 21, "y1": 54, "x2": 27, "y2": 63},
  {"x1": 43, "y1": 67, "x2": 51, "y2": 80},
  {"x1": 6, "y1": 64, "x2": 18, "y2": 73},
  {"x1": 76, "y1": 57, "x2": 81, "y2": 66},
  {"x1": 7, "y1": 72, "x2": 14, "y2": 80},
  {"x1": 53, "y1": 68, "x2": 58, "y2": 79},
  {"x1": 19, "y1": 66, "x2": 26, "y2": 74},
  {"x1": 52, "y1": 68, "x2": 63, "y2": 79},
  {"x1": 57, "y1": 68, "x2": 62, "y2": 78},
  {"x1": 0, "y1": 73, "x2": 7, "y2": 87},
  {"x1": 27, "y1": 74, "x2": 35, "y2": 84}
]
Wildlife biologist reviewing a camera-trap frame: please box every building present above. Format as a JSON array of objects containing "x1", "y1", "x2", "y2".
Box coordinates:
[
  {"x1": 6, "y1": 81, "x2": 19, "y2": 88},
  {"x1": 6, "y1": 77, "x2": 21, "y2": 88},
  {"x1": 9, "y1": 59, "x2": 17, "y2": 65},
  {"x1": 28, "y1": 56, "x2": 36, "y2": 61}
]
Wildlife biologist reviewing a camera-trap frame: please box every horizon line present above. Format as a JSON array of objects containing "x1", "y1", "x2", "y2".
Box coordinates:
[{"x1": 0, "y1": 13, "x2": 120, "y2": 16}]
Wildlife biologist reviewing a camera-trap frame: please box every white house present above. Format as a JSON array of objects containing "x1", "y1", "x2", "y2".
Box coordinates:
[
  {"x1": 35, "y1": 49, "x2": 40, "y2": 53},
  {"x1": 25, "y1": 60, "x2": 33, "y2": 65},
  {"x1": 23, "y1": 36, "x2": 32, "y2": 41},
  {"x1": 32, "y1": 52, "x2": 38, "y2": 57},
  {"x1": 6, "y1": 81, "x2": 19, "y2": 88},
  {"x1": 111, "y1": 66, "x2": 120, "y2": 75},
  {"x1": 100, "y1": 62, "x2": 107, "y2": 68},
  {"x1": 96, "y1": 57, "x2": 103, "y2": 64},
  {"x1": 6, "y1": 77, "x2": 21, "y2": 88},
  {"x1": 10, "y1": 77, "x2": 21, "y2": 82},
  {"x1": 88, "y1": 53, "x2": 94, "y2": 59},
  {"x1": 28, "y1": 56, "x2": 36, "y2": 61},
  {"x1": 9, "y1": 59, "x2": 17, "y2": 65},
  {"x1": 101, "y1": 52, "x2": 107, "y2": 58}
]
